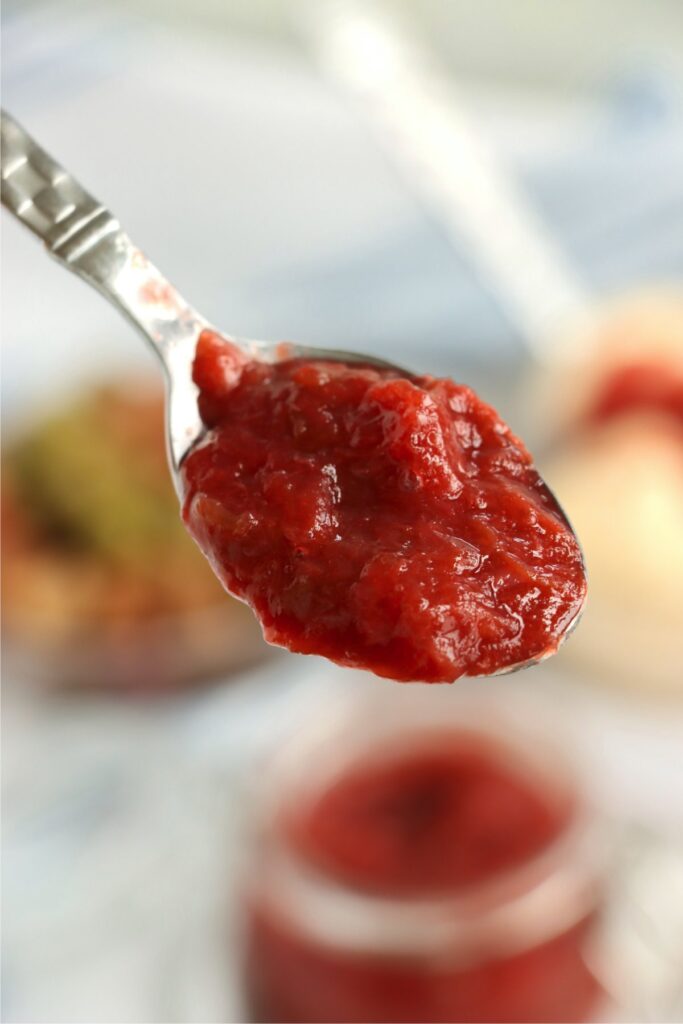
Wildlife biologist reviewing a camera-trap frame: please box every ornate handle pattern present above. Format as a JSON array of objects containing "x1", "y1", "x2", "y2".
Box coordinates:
[
  {"x1": 1, "y1": 109, "x2": 206, "y2": 483},
  {"x1": 1, "y1": 111, "x2": 120, "y2": 264}
]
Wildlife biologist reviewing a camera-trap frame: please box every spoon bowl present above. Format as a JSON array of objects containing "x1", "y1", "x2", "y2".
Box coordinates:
[{"x1": 1, "y1": 109, "x2": 585, "y2": 676}]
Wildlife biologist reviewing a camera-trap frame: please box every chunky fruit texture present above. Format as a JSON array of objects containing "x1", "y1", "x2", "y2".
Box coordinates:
[{"x1": 181, "y1": 331, "x2": 586, "y2": 681}]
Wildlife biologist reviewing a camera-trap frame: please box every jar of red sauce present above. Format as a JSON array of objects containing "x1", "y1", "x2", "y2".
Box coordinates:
[{"x1": 239, "y1": 689, "x2": 605, "y2": 1023}]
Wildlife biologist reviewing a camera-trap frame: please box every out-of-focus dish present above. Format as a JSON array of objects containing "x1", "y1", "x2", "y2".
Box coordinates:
[
  {"x1": 1, "y1": 377, "x2": 269, "y2": 693},
  {"x1": 531, "y1": 289, "x2": 683, "y2": 695}
]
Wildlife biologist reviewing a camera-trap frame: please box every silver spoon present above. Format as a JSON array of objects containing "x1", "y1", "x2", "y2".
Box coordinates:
[{"x1": 0, "y1": 109, "x2": 585, "y2": 673}]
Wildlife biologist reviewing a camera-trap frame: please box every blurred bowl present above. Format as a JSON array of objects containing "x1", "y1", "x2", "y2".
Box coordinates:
[{"x1": 1, "y1": 375, "x2": 270, "y2": 694}]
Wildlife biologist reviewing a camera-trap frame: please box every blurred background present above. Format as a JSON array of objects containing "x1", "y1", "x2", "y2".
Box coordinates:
[{"x1": 2, "y1": 1, "x2": 683, "y2": 1021}]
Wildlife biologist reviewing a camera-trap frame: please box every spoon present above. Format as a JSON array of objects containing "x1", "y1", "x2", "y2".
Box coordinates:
[{"x1": 0, "y1": 109, "x2": 585, "y2": 674}]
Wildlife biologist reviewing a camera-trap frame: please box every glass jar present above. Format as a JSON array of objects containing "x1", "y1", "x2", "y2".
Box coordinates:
[{"x1": 239, "y1": 687, "x2": 606, "y2": 1023}]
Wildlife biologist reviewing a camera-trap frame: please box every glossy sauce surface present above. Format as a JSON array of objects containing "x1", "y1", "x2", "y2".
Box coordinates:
[{"x1": 182, "y1": 331, "x2": 586, "y2": 681}]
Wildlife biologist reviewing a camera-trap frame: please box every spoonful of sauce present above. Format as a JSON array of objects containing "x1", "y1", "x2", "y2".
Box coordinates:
[{"x1": 1, "y1": 111, "x2": 586, "y2": 682}]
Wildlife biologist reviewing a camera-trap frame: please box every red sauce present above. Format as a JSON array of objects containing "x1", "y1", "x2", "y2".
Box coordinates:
[
  {"x1": 285, "y1": 737, "x2": 570, "y2": 894},
  {"x1": 244, "y1": 735, "x2": 599, "y2": 1023},
  {"x1": 182, "y1": 331, "x2": 586, "y2": 681},
  {"x1": 246, "y1": 911, "x2": 599, "y2": 1024},
  {"x1": 589, "y1": 361, "x2": 683, "y2": 428}
]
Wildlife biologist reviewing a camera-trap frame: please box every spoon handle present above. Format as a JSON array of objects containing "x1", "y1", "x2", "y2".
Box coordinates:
[
  {"x1": 1, "y1": 109, "x2": 205, "y2": 476},
  {"x1": 1, "y1": 109, "x2": 206, "y2": 349}
]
